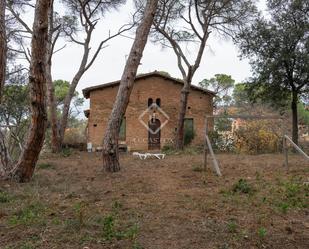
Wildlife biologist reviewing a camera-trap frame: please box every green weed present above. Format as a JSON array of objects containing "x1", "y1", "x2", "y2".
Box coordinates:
[
  {"x1": 132, "y1": 241, "x2": 144, "y2": 249},
  {"x1": 61, "y1": 147, "x2": 72, "y2": 157},
  {"x1": 276, "y1": 179, "x2": 308, "y2": 213},
  {"x1": 0, "y1": 190, "x2": 12, "y2": 203},
  {"x1": 102, "y1": 214, "x2": 116, "y2": 240},
  {"x1": 227, "y1": 220, "x2": 238, "y2": 233},
  {"x1": 112, "y1": 200, "x2": 123, "y2": 212},
  {"x1": 192, "y1": 165, "x2": 203, "y2": 172},
  {"x1": 257, "y1": 227, "x2": 267, "y2": 239},
  {"x1": 232, "y1": 179, "x2": 254, "y2": 194},
  {"x1": 37, "y1": 163, "x2": 54, "y2": 170},
  {"x1": 73, "y1": 201, "x2": 88, "y2": 229},
  {"x1": 9, "y1": 202, "x2": 46, "y2": 226}
]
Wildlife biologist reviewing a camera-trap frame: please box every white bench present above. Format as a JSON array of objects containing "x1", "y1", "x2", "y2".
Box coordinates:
[{"x1": 132, "y1": 152, "x2": 165, "y2": 160}]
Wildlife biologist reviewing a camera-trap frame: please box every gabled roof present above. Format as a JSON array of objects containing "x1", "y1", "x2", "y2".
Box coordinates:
[{"x1": 82, "y1": 71, "x2": 215, "y2": 98}]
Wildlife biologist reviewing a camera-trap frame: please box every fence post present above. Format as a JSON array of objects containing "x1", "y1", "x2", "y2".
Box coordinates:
[
  {"x1": 283, "y1": 136, "x2": 289, "y2": 169},
  {"x1": 281, "y1": 120, "x2": 289, "y2": 169},
  {"x1": 203, "y1": 117, "x2": 208, "y2": 172}
]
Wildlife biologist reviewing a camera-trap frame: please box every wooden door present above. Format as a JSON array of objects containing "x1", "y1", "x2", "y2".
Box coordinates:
[{"x1": 148, "y1": 119, "x2": 161, "y2": 150}]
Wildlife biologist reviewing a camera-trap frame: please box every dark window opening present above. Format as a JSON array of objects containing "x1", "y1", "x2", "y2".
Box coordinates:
[
  {"x1": 148, "y1": 98, "x2": 153, "y2": 107},
  {"x1": 188, "y1": 106, "x2": 191, "y2": 110},
  {"x1": 184, "y1": 118, "x2": 194, "y2": 145},
  {"x1": 93, "y1": 124, "x2": 97, "y2": 127},
  {"x1": 156, "y1": 98, "x2": 161, "y2": 107}
]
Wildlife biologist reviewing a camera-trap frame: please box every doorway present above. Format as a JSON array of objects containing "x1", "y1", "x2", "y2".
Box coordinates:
[{"x1": 148, "y1": 118, "x2": 161, "y2": 150}]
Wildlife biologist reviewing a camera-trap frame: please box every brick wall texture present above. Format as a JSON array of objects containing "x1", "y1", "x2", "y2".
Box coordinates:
[{"x1": 85, "y1": 74, "x2": 213, "y2": 151}]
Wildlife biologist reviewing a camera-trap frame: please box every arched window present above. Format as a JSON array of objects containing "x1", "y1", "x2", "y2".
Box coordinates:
[
  {"x1": 148, "y1": 98, "x2": 153, "y2": 107},
  {"x1": 156, "y1": 98, "x2": 161, "y2": 107}
]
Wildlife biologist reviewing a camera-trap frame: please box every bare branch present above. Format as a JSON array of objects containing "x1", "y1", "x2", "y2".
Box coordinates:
[{"x1": 7, "y1": 3, "x2": 33, "y2": 34}]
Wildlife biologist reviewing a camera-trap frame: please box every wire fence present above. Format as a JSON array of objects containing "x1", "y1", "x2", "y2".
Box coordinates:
[{"x1": 203, "y1": 115, "x2": 309, "y2": 176}]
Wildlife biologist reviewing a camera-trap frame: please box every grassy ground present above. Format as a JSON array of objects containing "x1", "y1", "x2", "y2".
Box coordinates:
[{"x1": 0, "y1": 151, "x2": 308, "y2": 249}]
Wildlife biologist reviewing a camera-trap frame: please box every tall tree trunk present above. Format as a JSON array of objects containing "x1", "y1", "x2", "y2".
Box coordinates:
[
  {"x1": 0, "y1": 130, "x2": 12, "y2": 175},
  {"x1": 59, "y1": 71, "x2": 85, "y2": 147},
  {"x1": 9, "y1": 0, "x2": 51, "y2": 182},
  {"x1": 58, "y1": 30, "x2": 92, "y2": 149},
  {"x1": 175, "y1": 68, "x2": 194, "y2": 150},
  {"x1": 46, "y1": 0, "x2": 61, "y2": 153},
  {"x1": 102, "y1": 0, "x2": 158, "y2": 172},
  {"x1": 175, "y1": 82, "x2": 191, "y2": 150},
  {"x1": 291, "y1": 90, "x2": 298, "y2": 145},
  {"x1": 55, "y1": 1, "x2": 132, "y2": 151},
  {"x1": 46, "y1": 63, "x2": 60, "y2": 152},
  {"x1": 0, "y1": 0, "x2": 6, "y2": 103}
]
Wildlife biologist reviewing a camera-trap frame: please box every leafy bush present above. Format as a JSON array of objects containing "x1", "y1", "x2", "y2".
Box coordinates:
[
  {"x1": 209, "y1": 130, "x2": 235, "y2": 152},
  {"x1": 209, "y1": 120, "x2": 282, "y2": 154},
  {"x1": 184, "y1": 128, "x2": 195, "y2": 145},
  {"x1": 234, "y1": 120, "x2": 280, "y2": 154},
  {"x1": 63, "y1": 125, "x2": 87, "y2": 149}
]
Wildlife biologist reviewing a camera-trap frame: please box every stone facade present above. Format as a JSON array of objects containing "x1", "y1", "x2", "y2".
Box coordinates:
[{"x1": 83, "y1": 72, "x2": 214, "y2": 151}]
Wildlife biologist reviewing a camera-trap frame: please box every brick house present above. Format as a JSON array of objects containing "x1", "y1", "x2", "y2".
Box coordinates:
[{"x1": 82, "y1": 71, "x2": 214, "y2": 151}]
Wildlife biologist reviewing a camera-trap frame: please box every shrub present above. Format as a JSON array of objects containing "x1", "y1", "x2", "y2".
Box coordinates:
[
  {"x1": 234, "y1": 120, "x2": 281, "y2": 154},
  {"x1": 63, "y1": 126, "x2": 86, "y2": 149},
  {"x1": 184, "y1": 128, "x2": 195, "y2": 145},
  {"x1": 209, "y1": 130, "x2": 236, "y2": 152},
  {"x1": 209, "y1": 119, "x2": 282, "y2": 154}
]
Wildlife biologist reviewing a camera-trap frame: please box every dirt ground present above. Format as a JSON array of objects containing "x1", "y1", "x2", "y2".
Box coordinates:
[{"x1": 0, "y1": 151, "x2": 308, "y2": 249}]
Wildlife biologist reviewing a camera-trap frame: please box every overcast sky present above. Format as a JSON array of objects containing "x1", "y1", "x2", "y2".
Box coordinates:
[{"x1": 49, "y1": 0, "x2": 267, "y2": 100}]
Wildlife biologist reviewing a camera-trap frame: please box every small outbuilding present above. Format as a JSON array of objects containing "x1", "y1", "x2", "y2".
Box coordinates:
[{"x1": 82, "y1": 71, "x2": 214, "y2": 151}]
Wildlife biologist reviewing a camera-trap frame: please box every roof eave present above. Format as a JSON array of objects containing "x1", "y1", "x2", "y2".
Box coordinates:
[{"x1": 82, "y1": 71, "x2": 216, "y2": 97}]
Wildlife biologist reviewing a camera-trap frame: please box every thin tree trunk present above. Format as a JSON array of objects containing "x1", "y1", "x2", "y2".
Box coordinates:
[
  {"x1": 174, "y1": 34, "x2": 208, "y2": 150},
  {"x1": 102, "y1": 0, "x2": 158, "y2": 172},
  {"x1": 175, "y1": 81, "x2": 191, "y2": 150},
  {"x1": 9, "y1": 0, "x2": 51, "y2": 182},
  {"x1": 59, "y1": 71, "x2": 85, "y2": 146},
  {"x1": 46, "y1": 0, "x2": 61, "y2": 153},
  {"x1": 0, "y1": 130, "x2": 12, "y2": 175},
  {"x1": 291, "y1": 90, "x2": 298, "y2": 145},
  {"x1": 56, "y1": 1, "x2": 133, "y2": 150},
  {"x1": 175, "y1": 68, "x2": 194, "y2": 150},
  {"x1": 46, "y1": 63, "x2": 60, "y2": 152},
  {"x1": 58, "y1": 26, "x2": 92, "y2": 148},
  {"x1": 0, "y1": 0, "x2": 6, "y2": 103}
]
